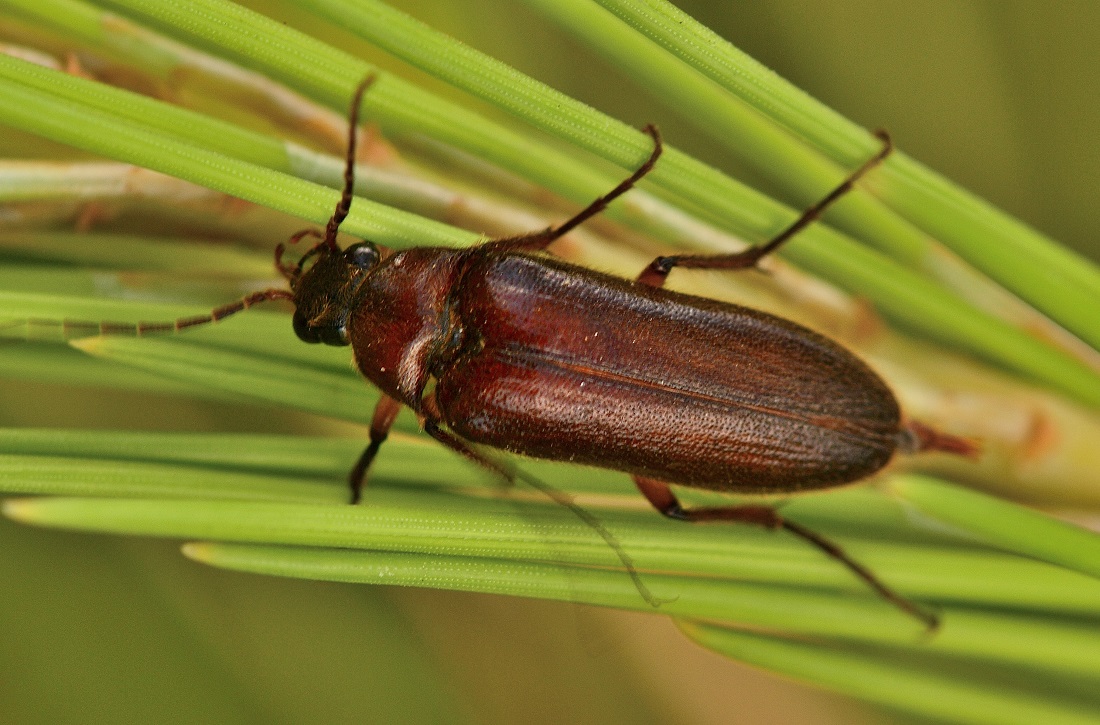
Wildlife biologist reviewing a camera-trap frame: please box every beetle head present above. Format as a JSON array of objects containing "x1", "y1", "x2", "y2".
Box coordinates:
[
  {"x1": 272, "y1": 74, "x2": 382, "y2": 347},
  {"x1": 284, "y1": 240, "x2": 382, "y2": 346}
]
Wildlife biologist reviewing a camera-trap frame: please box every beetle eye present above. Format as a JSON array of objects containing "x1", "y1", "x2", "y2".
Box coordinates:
[
  {"x1": 344, "y1": 242, "x2": 380, "y2": 270},
  {"x1": 292, "y1": 311, "x2": 348, "y2": 346}
]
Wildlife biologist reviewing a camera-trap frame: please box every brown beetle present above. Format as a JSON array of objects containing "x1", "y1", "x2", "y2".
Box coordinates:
[{"x1": 127, "y1": 76, "x2": 975, "y2": 628}]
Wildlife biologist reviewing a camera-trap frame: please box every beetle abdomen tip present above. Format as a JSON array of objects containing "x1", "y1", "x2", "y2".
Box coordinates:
[{"x1": 899, "y1": 420, "x2": 981, "y2": 458}]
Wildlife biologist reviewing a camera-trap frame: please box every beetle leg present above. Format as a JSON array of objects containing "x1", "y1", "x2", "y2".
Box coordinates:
[
  {"x1": 419, "y1": 391, "x2": 525, "y2": 484},
  {"x1": 423, "y1": 419, "x2": 514, "y2": 480},
  {"x1": 419, "y1": 392, "x2": 667, "y2": 607},
  {"x1": 348, "y1": 394, "x2": 403, "y2": 504},
  {"x1": 633, "y1": 475, "x2": 939, "y2": 631},
  {"x1": 636, "y1": 131, "x2": 894, "y2": 289},
  {"x1": 483, "y1": 125, "x2": 663, "y2": 255}
]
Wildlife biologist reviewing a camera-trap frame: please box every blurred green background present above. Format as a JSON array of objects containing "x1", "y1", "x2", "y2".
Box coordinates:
[
  {"x1": 1, "y1": 1, "x2": 1097, "y2": 724},
  {"x1": 395, "y1": 0, "x2": 1100, "y2": 264}
]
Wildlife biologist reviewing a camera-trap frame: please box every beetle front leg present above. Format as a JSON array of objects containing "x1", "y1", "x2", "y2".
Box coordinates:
[
  {"x1": 636, "y1": 131, "x2": 893, "y2": 289},
  {"x1": 633, "y1": 475, "x2": 939, "y2": 631},
  {"x1": 348, "y1": 394, "x2": 403, "y2": 504}
]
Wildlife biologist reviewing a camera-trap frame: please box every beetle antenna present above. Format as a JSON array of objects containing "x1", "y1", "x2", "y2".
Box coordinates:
[
  {"x1": 321, "y1": 73, "x2": 378, "y2": 252},
  {"x1": 275, "y1": 230, "x2": 324, "y2": 282},
  {"x1": 12, "y1": 76, "x2": 382, "y2": 342},
  {"x1": 5, "y1": 288, "x2": 295, "y2": 342}
]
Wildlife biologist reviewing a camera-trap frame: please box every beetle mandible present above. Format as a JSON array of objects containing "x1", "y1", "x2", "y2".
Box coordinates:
[{"x1": 138, "y1": 76, "x2": 976, "y2": 629}]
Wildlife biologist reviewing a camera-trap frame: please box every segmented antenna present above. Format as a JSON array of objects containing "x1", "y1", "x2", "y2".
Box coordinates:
[
  {"x1": 320, "y1": 74, "x2": 376, "y2": 253},
  {"x1": 12, "y1": 74, "x2": 380, "y2": 341},
  {"x1": 2, "y1": 289, "x2": 295, "y2": 343},
  {"x1": 276, "y1": 74, "x2": 377, "y2": 286}
]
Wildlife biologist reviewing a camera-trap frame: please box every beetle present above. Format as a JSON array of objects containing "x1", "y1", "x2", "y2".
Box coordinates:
[{"x1": 123, "y1": 76, "x2": 975, "y2": 628}]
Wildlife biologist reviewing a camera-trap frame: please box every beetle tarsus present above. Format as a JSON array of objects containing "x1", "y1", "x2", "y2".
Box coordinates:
[{"x1": 347, "y1": 444, "x2": 376, "y2": 504}]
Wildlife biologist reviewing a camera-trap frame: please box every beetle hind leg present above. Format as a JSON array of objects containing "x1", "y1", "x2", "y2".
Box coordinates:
[
  {"x1": 637, "y1": 131, "x2": 893, "y2": 289},
  {"x1": 633, "y1": 475, "x2": 939, "y2": 631}
]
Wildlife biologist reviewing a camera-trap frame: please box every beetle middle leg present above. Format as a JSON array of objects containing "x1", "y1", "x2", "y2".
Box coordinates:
[
  {"x1": 637, "y1": 131, "x2": 893, "y2": 288},
  {"x1": 416, "y1": 392, "x2": 666, "y2": 607},
  {"x1": 633, "y1": 475, "x2": 938, "y2": 630},
  {"x1": 481, "y1": 125, "x2": 664, "y2": 256}
]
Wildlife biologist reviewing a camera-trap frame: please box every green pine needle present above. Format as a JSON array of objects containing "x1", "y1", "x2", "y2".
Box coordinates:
[{"x1": 1, "y1": 1, "x2": 1098, "y2": 722}]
